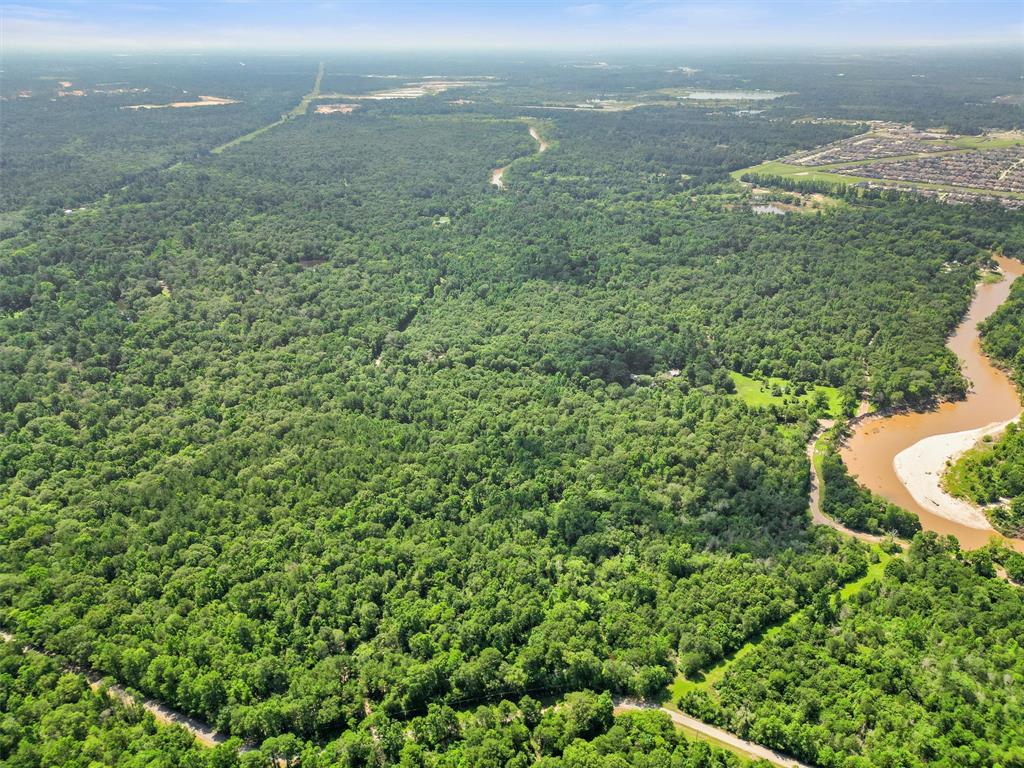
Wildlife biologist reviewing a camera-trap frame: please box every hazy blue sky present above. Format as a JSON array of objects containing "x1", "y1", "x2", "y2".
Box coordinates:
[{"x1": 3, "y1": 1, "x2": 1022, "y2": 52}]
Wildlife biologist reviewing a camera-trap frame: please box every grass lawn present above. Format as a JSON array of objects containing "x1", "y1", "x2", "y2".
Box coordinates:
[
  {"x1": 729, "y1": 371, "x2": 843, "y2": 418},
  {"x1": 981, "y1": 270, "x2": 1005, "y2": 285},
  {"x1": 927, "y1": 133, "x2": 1024, "y2": 150}
]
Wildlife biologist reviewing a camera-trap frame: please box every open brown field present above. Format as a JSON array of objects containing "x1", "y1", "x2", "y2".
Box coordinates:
[{"x1": 124, "y1": 95, "x2": 240, "y2": 110}]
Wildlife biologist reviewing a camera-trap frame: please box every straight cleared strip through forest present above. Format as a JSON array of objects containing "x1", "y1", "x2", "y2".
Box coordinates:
[
  {"x1": 5, "y1": 62, "x2": 326, "y2": 238},
  {"x1": 212, "y1": 61, "x2": 325, "y2": 154}
]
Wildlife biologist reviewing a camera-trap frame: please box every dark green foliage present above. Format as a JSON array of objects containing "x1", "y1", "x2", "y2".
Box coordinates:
[
  {"x1": 273, "y1": 693, "x2": 752, "y2": 767},
  {"x1": 982, "y1": 277, "x2": 1024, "y2": 381},
  {"x1": 707, "y1": 534, "x2": 1024, "y2": 768},
  {"x1": 0, "y1": 56, "x2": 312, "y2": 215},
  {"x1": 1, "y1": 83, "x2": 955, "y2": 742},
  {"x1": 820, "y1": 445, "x2": 921, "y2": 537}
]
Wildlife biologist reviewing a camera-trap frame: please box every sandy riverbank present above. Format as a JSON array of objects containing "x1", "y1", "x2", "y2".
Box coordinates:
[
  {"x1": 841, "y1": 255, "x2": 1024, "y2": 550},
  {"x1": 894, "y1": 418, "x2": 1017, "y2": 530}
]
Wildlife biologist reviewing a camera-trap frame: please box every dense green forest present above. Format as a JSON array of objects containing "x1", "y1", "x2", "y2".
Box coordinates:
[
  {"x1": 0, "y1": 56, "x2": 311, "y2": 216},
  {"x1": 0, "y1": 641, "x2": 218, "y2": 767},
  {"x1": 684, "y1": 534, "x2": 1024, "y2": 768},
  {"x1": 819, "y1": 444, "x2": 921, "y2": 537},
  {"x1": 2, "y1": 52, "x2": 1023, "y2": 765},
  {"x1": 0, "y1": 645, "x2": 759, "y2": 768}
]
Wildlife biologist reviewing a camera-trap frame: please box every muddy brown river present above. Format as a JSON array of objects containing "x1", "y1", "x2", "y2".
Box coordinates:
[{"x1": 841, "y1": 255, "x2": 1024, "y2": 551}]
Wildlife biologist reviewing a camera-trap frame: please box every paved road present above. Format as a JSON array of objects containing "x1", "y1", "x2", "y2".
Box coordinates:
[{"x1": 615, "y1": 700, "x2": 813, "y2": 767}]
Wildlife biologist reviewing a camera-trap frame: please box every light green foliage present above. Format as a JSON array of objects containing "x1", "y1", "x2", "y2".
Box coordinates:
[{"x1": 727, "y1": 372, "x2": 842, "y2": 418}]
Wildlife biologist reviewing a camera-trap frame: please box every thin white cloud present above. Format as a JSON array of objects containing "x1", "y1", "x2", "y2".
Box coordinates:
[
  {"x1": 565, "y1": 3, "x2": 608, "y2": 17},
  {"x1": 2, "y1": 0, "x2": 1019, "y2": 51},
  {"x1": 1, "y1": 3, "x2": 78, "y2": 19}
]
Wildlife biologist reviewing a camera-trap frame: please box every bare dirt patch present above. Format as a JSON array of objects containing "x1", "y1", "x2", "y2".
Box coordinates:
[
  {"x1": 320, "y1": 78, "x2": 493, "y2": 101},
  {"x1": 751, "y1": 190, "x2": 839, "y2": 214},
  {"x1": 315, "y1": 103, "x2": 361, "y2": 114},
  {"x1": 124, "y1": 95, "x2": 240, "y2": 110},
  {"x1": 529, "y1": 125, "x2": 549, "y2": 152}
]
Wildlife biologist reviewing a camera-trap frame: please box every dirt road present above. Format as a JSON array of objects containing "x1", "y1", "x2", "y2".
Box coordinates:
[
  {"x1": 807, "y1": 418, "x2": 889, "y2": 545},
  {"x1": 615, "y1": 700, "x2": 811, "y2": 767},
  {"x1": 1, "y1": 630, "x2": 234, "y2": 748},
  {"x1": 490, "y1": 120, "x2": 549, "y2": 188}
]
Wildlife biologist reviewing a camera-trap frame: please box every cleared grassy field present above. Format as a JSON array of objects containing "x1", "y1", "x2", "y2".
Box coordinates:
[
  {"x1": 929, "y1": 133, "x2": 1024, "y2": 150},
  {"x1": 729, "y1": 371, "x2": 843, "y2": 418}
]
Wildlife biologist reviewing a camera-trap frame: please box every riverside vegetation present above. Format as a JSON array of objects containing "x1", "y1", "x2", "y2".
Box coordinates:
[{"x1": 2, "y1": 52, "x2": 1023, "y2": 767}]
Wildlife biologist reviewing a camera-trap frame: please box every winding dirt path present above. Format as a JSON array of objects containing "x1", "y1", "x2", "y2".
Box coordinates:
[
  {"x1": 529, "y1": 125, "x2": 550, "y2": 152},
  {"x1": 615, "y1": 700, "x2": 811, "y2": 767},
  {"x1": 807, "y1": 409, "x2": 894, "y2": 545},
  {"x1": 806, "y1": 419, "x2": 833, "y2": 523},
  {"x1": 490, "y1": 120, "x2": 549, "y2": 189},
  {"x1": 4, "y1": 625, "x2": 810, "y2": 763}
]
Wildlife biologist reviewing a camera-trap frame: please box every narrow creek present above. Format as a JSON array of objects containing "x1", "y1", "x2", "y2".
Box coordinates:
[
  {"x1": 490, "y1": 122, "x2": 548, "y2": 189},
  {"x1": 841, "y1": 255, "x2": 1024, "y2": 551}
]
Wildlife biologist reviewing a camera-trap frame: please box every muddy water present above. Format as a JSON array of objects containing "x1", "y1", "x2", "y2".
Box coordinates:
[{"x1": 841, "y1": 255, "x2": 1024, "y2": 551}]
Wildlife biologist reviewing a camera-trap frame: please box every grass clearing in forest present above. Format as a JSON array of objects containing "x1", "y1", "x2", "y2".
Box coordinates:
[
  {"x1": 929, "y1": 132, "x2": 1024, "y2": 150},
  {"x1": 728, "y1": 371, "x2": 843, "y2": 417},
  {"x1": 941, "y1": 436, "x2": 997, "y2": 500}
]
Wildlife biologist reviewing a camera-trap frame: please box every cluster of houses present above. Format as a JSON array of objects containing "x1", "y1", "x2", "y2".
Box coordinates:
[
  {"x1": 837, "y1": 147, "x2": 1024, "y2": 194},
  {"x1": 844, "y1": 181, "x2": 1024, "y2": 210},
  {"x1": 783, "y1": 126, "x2": 953, "y2": 166}
]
